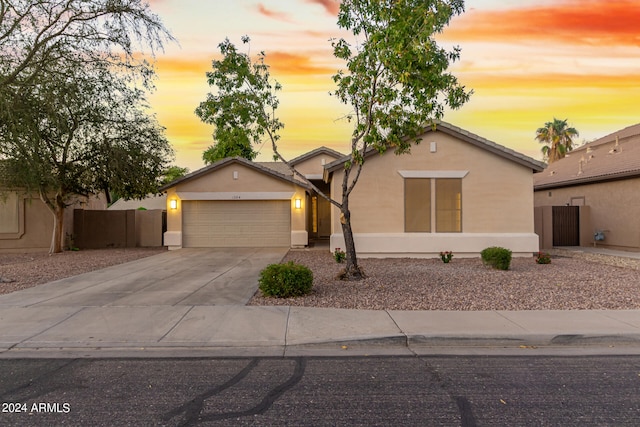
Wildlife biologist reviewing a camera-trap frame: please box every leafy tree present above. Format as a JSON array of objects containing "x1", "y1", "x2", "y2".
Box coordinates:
[
  {"x1": 0, "y1": 0, "x2": 172, "y2": 92},
  {"x1": 1, "y1": 61, "x2": 173, "y2": 253},
  {"x1": 536, "y1": 118, "x2": 579, "y2": 163},
  {"x1": 195, "y1": 37, "x2": 263, "y2": 164},
  {"x1": 198, "y1": 0, "x2": 470, "y2": 280},
  {"x1": 160, "y1": 165, "x2": 190, "y2": 186},
  {"x1": 0, "y1": 0, "x2": 174, "y2": 254},
  {"x1": 201, "y1": 128, "x2": 258, "y2": 164}
]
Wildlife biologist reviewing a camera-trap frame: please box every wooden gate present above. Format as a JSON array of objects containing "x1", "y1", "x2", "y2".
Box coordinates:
[{"x1": 553, "y1": 206, "x2": 580, "y2": 246}]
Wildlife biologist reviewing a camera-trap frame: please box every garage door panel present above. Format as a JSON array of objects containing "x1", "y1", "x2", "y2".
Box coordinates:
[{"x1": 183, "y1": 200, "x2": 290, "y2": 247}]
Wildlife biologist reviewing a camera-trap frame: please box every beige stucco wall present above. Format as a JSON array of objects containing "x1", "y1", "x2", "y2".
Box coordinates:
[
  {"x1": 0, "y1": 191, "x2": 105, "y2": 253},
  {"x1": 534, "y1": 177, "x2": 640, "y2": 250},
  {"x1": 294, "y1": 153, "x2": 341, "y2": 177},
  {"x1": 329, "y1": 131, "x2": 539, "y2": 257},
  {"x1": 0, "y1": 194, "x2": 52, "y2": 252},
  {"x1": 164, "y1": 162, "x2": 308, "y2": 249}
]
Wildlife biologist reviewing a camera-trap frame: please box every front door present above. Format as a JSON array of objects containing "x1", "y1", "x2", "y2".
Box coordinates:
[{"x1": 318, "y1": 196, "x2": 332, "y2": 238}]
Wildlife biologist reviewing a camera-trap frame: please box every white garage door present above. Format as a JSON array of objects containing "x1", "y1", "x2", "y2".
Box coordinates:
[{"x1": 182, "y1": 200, "x2": 290, "y2": 247}]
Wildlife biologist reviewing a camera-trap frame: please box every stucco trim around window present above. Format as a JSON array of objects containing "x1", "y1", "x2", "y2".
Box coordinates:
[
  {"x1": 0, "y1": 192, "x2": 25, "y2": 240},
  {"x1": 398, "y1": 170, "x2": 469, "y2": 179},
  {"x1": 176, "y1": 192, "x2": 295, "y2": 201}
]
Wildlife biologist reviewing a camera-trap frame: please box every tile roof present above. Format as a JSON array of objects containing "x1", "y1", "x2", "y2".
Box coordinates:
[
  {"x1": 534, "y1": 123, "x2": 640, "y2": 190},
  {"x1": 289, "y1": 146, "x2": 345, "y2": 165},
  {"x1": 159, "y1": 157, "x2": 310, "y2": 191},
  {"x1": 324, "y1": 121, "x2": 546, "y2": 173},
  {"x1": 257, "y1": 161, "x2": 293, "y2": 176}
]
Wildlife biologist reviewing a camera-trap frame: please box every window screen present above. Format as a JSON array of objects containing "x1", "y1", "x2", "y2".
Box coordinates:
[
  {"x1": 404, "y1": 179, "x2": 431, "y2": 232},
  {"x1": 435, "y1": 179, "x2": 462, "y2": 232}
]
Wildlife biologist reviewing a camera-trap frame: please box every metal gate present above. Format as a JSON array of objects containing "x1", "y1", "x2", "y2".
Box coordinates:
[{"x1": 553, "y1": 206, "x2": 580, "y2": 246}]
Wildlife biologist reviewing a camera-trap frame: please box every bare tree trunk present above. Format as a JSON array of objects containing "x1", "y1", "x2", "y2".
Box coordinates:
[
  {"x1": 42, "y1": 191, "x2": 65, "y2": 254},
  {"x1": 51, "y1": 203, "x2": 65, "y2": 254},
  {"x1": 338, "y1": 201, "x2": 365, "y2": 281}
]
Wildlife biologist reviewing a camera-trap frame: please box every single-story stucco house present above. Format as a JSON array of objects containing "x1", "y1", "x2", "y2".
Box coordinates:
[
  {"x1": 162, "y1": 122, "x2": 545, "y2": 258},
  {"x1": 0, "y1": 191, "x2": 106, "y2": 253},
  {"x1": 0, "y1": 159, "x2": 108, "y2": 252},
  {"x1": 325, "y1": 121, "x2": 546, "y2": 257},
  {"x1": 161, "y1": 146, "x2": 343, "y2": 250},
  {"x1": 534, "y1": 123, "x2": 640, "y2": 251}
]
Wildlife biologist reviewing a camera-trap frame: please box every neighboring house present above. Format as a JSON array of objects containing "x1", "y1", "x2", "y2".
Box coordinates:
[
  {"x1": 0, "y1": 190, "x2": 54, "y2": 253},
  {"x1": 0, "y1": 193, "x2": 107, "y2": 253},
  {"x1": 107, "y1": 194, "x2": 167, "y2": 211},
  {"x1": 161, "y1": 147, "x2": 343, "y2": 249},
  {"x1": 0, "y1": 187, "x2": 106, "y2": 253},
  {"x1": 324, "y1": 121, "x2": 546, "y2": 258},
  {"x1": 534, "y1": 123, "x2": 640, "y2": 251},
  {"x1": 162, "y1": 124, "x2": 545, "y2": 258},
  {"x1": 0, "y1": 160, "x2": 51, "y2": 252}
]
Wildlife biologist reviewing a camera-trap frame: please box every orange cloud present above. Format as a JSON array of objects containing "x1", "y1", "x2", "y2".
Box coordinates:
[
  {"x1": 154, "y1": 50, "x2": 337, "y2": 82},
  {"x1": 306, "y1": 0, "x2": 341, "y2": 16},
  {"x1": 266, "y1": 51, "x2": 336, "y2": 76},
  {"x1": 444, "y1": 0, "x2": 640, "y2": 46},
  {"x1": 256, "y1": 3, "x2": 294, "y2": 23},
  {"x1": 155, "y1": 57, "x2": 210, "y2": 76},
  {"x1": 463, "y1": 72, "x2": 640, "y2": 91}
]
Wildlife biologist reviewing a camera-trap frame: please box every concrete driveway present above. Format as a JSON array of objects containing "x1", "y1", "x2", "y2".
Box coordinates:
[{"x1": 0, "y1": 248, "x2": 288, "y2": 308}]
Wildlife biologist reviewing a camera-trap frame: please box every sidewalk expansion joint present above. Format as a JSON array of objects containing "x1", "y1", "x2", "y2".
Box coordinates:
[{"x1": 384, "y1": 310, "x2": 410, "y2": 348}]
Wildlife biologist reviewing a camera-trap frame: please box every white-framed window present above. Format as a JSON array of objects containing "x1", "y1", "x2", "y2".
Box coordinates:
[
  {"x1": 435, "y1": 178, "x2": 462, "y2": 232},
  {"x1": 403, "y1": 175, "x2": 463, "y2": 233},
  {"x1": 0, "y1": 192, "x2": 24, "y2": 238}
]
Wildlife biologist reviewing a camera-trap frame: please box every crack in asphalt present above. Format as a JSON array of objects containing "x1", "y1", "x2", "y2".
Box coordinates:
[
  {"x1": 163, "y1": 357, "x2": 306, "y2": 425},
  {"x1": 421, "y1": 358, "x2": 478, "y2": 427}
]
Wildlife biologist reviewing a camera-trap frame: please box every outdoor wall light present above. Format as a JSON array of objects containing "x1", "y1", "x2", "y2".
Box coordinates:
[
  {"x1": 170, "y1": 199, "x2": 178, "y2": 210},
  {"x1": 294, "y1": 198, "x2": 302, "y2": 209}
]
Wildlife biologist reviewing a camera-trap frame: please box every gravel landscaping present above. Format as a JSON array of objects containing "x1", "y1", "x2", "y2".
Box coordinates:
[
  {"x1": 248, "y1": 249, "x2": 640, "y2": 311},
  {"x1": 2, "y1": 246, "x2": 639, "y2": 311},
  {"x1": 0, "y1": 248, "x2": 166, "y2": 295}
]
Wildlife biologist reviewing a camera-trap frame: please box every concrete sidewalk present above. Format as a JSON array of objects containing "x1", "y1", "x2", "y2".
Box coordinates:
[
  {"x1": 2, "y1": 246, "x2": 640, "y2": 358},
  {"x1": 2, "y1": 305, "x2": 640, "y2": 357}
]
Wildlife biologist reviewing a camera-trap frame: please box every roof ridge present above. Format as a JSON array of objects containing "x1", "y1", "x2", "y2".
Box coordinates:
[
  {"x1": 324, "y1": 121, "x2": 545, "y2": 173},
  {"x1": 534, "y1": 123, "x2": 640, "y2": 190},
  {"x1": 289, "y1": 146, "x2": 345, "y2": 165},
  {"x1": 578, "y1": 123, "x2": 640, "y2": 150},
  {"x1": 159, "y1": 156, "x2": 310, "y2": 191}
]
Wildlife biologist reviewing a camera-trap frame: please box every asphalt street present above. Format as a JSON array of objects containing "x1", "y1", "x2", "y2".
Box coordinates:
[{"x1": 1, "y1": 355, "x2": 640, "y2": 426}]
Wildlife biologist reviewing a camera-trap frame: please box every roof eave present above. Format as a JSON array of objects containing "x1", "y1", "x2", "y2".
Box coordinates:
[
  {"x1": 290, "y1": 146, "x2": 345, "y2": 166},
  {"x1": 160, "y1": 157, "x2": 311, "y2": 192},
  {"x1": 433, "y1": 122, "x2": 546, "y2": 172},
  {"x1": 534, "y1": 169, "x2": 640, "y2": 191},
  {"x1": 323, "y1": 122, "x2": 546, "y2": 174}
]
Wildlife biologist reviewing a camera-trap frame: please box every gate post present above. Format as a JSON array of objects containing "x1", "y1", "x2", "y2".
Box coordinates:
[{"x1": 579, "y1": 206, "x2": 591, "y2": 247}]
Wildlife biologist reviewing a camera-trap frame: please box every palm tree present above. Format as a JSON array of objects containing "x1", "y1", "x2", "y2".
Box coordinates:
[{"x1": 536, "y1": 118, "x2": 579, "y2": 163}]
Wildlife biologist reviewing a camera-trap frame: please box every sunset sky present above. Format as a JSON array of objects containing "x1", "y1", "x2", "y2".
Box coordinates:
[{"x1": 146, "y1": 0, "x2": 640, "y2": 172}]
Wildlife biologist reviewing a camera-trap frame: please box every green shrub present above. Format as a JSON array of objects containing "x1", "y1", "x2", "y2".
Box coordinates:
[
  {"x1": 535, "y1": 251, "x2": 551, "y2": 264},
  {"x1": 481, "y1": 246, "x2": 512, "y2": 270},
  {"x1": 259, "y1": 261, "x2": 313, "y2": 298},
  {"x1": 439, "y1": 251, "x2": 454, "y2": 263}
]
